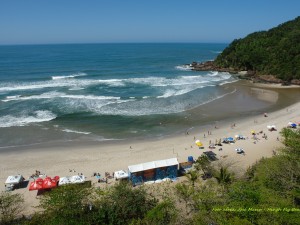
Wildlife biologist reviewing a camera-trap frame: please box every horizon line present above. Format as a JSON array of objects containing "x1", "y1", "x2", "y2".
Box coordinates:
[{"x1": 0, "y1": 41, "x2": 230, "y2": 47}]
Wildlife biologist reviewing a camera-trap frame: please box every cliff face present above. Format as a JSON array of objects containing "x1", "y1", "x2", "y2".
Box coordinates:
[{"x1": 201, "y1": 16, "x2": 300, "y2": 83}]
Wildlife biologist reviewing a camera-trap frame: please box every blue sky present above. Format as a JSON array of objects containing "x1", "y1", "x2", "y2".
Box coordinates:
[{"x1": 0, "y1": 0, "x2": 299, "y2": 45}]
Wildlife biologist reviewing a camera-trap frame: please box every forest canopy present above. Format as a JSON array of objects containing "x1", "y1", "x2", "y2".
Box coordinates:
[{"x1": 215, "y1": 16, "x2": 300, "y2": 81}]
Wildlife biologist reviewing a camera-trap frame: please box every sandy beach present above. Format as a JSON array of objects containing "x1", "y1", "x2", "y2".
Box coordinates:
[{"x1": 1, "y1": 82, "x2": 300, "y2": 215}]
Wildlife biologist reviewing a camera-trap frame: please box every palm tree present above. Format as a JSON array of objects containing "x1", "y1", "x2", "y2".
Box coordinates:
[
  {"x1": 194, "y1": 155, "x2": 212, "y2": 179},
  {"x1": 194, "y1": 155, "x2": 210, "y2": 171},
  {"x1": 186, "y1": 170, "x2": 198, "y2": 187},
  {"x1": 214, "y1": 166, "x2": 233, "y2": 185}
]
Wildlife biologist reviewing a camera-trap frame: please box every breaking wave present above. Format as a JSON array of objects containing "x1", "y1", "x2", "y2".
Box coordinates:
[
  {"x1": 61, "y1": 129, "x2": 91, "y2": 135},
  {"x1": 51, "y1": 72, "x2": 87, "y2": 80},
  {"x1": 0, "y1": 110, "x2": 56, "y2": 128},
  {"x1": 175, "y1": 65, "x2": 193, "y2": 71},
  {"x1": 0, "y1": 72, "x2": 233, "y2": 93}
]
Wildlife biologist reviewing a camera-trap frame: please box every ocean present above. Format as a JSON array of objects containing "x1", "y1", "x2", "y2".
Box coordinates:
[{"x1": 0, "y1": 43, "x2": 273, "y2": 147}]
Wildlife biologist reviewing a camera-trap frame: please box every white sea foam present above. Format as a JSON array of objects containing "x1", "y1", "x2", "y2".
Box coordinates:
[
  {"x1": 97, "y1": 79, "x2": 125, "y2": 87},
  {"x1": 219, "y1": 79, "x2": 239, "y2": 86},
  {"x1": 208, "y1": 71, "x2": 219, "y2": 76},
  {"x1": 211, "y1": 51, "x2": 223, "y2": 54},
  {"x1": 61, "y1": 129, "x2": 91, "y2": 135},
  {"x1": 2, "y1": 91, "x2": 121, "y2": 102},
  {"x1": 157, "y1": 85, "x2": 204, "y2": 98},
  {"x1": 127, "y1": 76, "x2": 210, "y2": 88},
  {"x1": 60, "y1": 94, "x2": 120, "y2": 100},
  {"x1": 2, "y1": 91, "x2": 65, "y2": 102},
  {"x1": 51, "y1": 72, "x2": 87, "y2": 80},
  {"x1": 0, "y1": 72, "x2": 233, "y2": 93},
  {"x1": 69, "y1": 87, "x2": 85, "y2": 91},
  {"x1": 175, "y1": 65, "x2": 193, "y2": 71},
  {"x1": 0, "y1": 110, "x2": 56, "y2": 128},
  {"x1": 0, "y1": 78, "x2": 124, "y2": 92}
]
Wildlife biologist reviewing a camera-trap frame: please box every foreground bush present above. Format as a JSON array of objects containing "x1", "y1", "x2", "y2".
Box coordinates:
[{"x1": 0, "y1": 191, "x2": 24, "y2": 225}]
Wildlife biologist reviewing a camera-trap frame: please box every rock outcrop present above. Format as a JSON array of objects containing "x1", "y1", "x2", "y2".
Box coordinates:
[{"x1": 190, "y1": 61, "x2": 300, "y2": 86}]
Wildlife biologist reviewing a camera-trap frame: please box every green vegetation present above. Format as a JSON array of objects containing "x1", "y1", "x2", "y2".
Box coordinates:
[
  {"x1": 215, "y1": 16, "x2": 300, "y2": 81},
  {"x1": 3, "y1": 127, "x2": 300, "y2": 224},
  {"x1": 0, "y1": 192, "x2": 24, "y2": 225}
]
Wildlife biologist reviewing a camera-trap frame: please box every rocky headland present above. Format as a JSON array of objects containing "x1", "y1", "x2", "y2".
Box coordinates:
[{"x1": 190, "y1": 61, "x2": 300, "y2": 86}]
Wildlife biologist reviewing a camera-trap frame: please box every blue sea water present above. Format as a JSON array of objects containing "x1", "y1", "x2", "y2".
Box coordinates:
[{"x1": 0, "y1": 43, "x2": 239, "y2": 147}]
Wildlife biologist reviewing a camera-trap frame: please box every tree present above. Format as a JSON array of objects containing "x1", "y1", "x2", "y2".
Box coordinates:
[
  {"x1": 142, "y1": 199, "x2": 178, "y2": 225},
  {"x1": 0, "y1": 191, "x2": 24, "y2": 225},
  {"x1": 34, "y1": 183, "x2": 92, "y2": 225},
  {"x1": 185, "y1": 170, "x2": 198, "y2": 187},
  {"x1": 194, "y1": 154, "x2": 212, "y2": 179},
  {"x1": 215, "y1": 16, "x2": 300, "y2": 82},
  {"x1": 93, "y1": 182, "x2": 158, "y2": 225},
  {"x1": 213, "y1": 166, "x2": 233, "y2": 186}
]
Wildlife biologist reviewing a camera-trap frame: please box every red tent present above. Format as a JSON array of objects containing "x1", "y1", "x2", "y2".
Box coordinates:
[
  {"x1": 29, "y1": 178, "x2": 44, "y2": 191},
  {"x1": 42, "y1": 176, "x2": 59, "y2": 189},
  {"x1": 53, "y1": 176, "x2": 60, "y2": 182}
]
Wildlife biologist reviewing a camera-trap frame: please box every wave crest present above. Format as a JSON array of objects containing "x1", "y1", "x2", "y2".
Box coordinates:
[
  {"x1": 0, "y1": 110, "x2": 56, "y2": 128},
  {"x1": 51, "y1": 72, "x2": 87, "y2": 80}
]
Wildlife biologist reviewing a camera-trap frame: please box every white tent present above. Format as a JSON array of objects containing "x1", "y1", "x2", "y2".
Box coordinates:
[
  {"x1": 5, "y1": 175, "x2": 24, "y2": 191},
  {"x1": 58, "y1": 177, "x2": 71, "y2": 185},
  {"x1": 58, "y1": 175, "x2": 85, "y2": 185},
  {"x1": 70, "y1": 175, "x2": 85, "y2": 183},
  {"x1": 114, "y1": 170, "x2": 129, "y2": 180},
  {"x1": 5, "y1": 175, "x2": 23, "y2": 185}
]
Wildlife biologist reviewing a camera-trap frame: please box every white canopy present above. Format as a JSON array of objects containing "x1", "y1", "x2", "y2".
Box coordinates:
[
  {"x1": 58, "y1": 175, "x2": 85, "y2": 185},
  {"x1": 128, "y1": 158, "x2": 179, "y2": 173},
  {"x1": 114, "y1": 170, "x2": 129, "y2": 180},
  {"x1": 5, "y1": 175, "x2": 23, "y2": 185},
  {"x1": 70, "y1": 175, "x2": 85, "y2": 183}
]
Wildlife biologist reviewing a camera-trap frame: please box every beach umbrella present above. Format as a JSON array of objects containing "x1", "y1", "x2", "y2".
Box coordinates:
[
  {"x1": 29, "y1": 178, "x2": 44, "y2": 191},
  {"x1": 235, "y1": 135, "x2": 239, "y2": 138},
  {"x1": 195, "y1": 140, "x2": 203, "y2": 147},
  {"x1": 251, "y1": 130, "x2": 255, "y2": 135}
]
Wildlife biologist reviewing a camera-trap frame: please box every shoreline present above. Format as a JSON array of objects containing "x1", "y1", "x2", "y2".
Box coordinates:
[
  {"x1": 1, "y1": 79, "x2": 300, "y2": 150},
  {"x1": 1, "y1": 80, "x2": 300, "y2": 215}
]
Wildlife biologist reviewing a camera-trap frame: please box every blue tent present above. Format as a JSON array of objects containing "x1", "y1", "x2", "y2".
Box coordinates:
[
  {"x1": 227, "y1": 137, "x2": 234, "y2": 142},
  {"x1": 188, "y1": 156, "x2": 194, "y2": 162}
]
